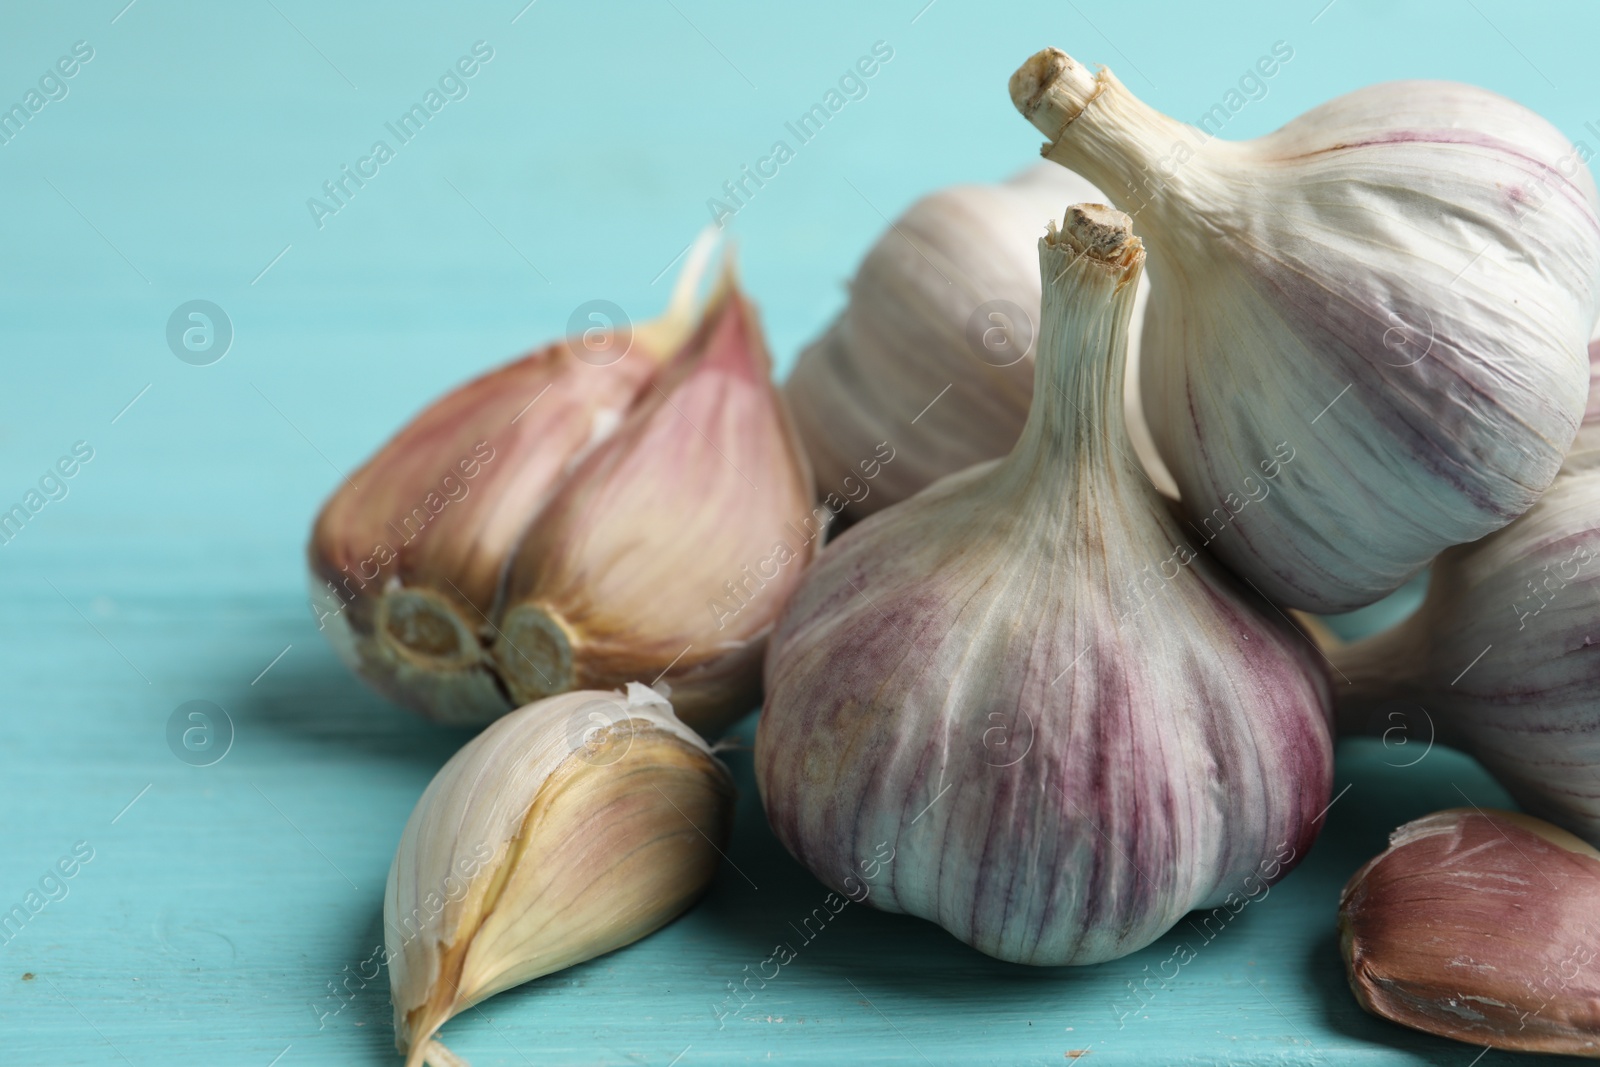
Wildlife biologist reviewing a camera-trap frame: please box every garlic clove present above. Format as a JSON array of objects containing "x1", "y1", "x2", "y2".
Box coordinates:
[
  {"x1": 490, "y1": 267, "x2": 817, "y2": 736},
  {"x1": 784, "y1": 163, "x2": 1170, "y2": 524},
  {"x1": 757, "y1": 204, "x2": 1331, "y2": 966},
  {"x1": 1333, "y1": 334, "x2": 1600, "y2": 845},
  {"x1": 308, "y1": 235, "x2": 718, "y2": 725},
  {"x1": 1012, "y1": 49, "x2": 1600, "y2": 612},
  {"x1": 386, "y1": 683, "x2": 735, "y2": 1066},
  {"x1": 1339, "y1": 808, "x2": 1600, "y2": 1056}
]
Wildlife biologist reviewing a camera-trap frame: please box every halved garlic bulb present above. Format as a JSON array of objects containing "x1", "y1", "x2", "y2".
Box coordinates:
[
  {"x1": 784, "y1": 163, "x2": 1169, "y2": 523},
  {"x1": 386, "y1": 684, "x2": 734, "y2": 1067},
  {"x1": 492, "y1": 269, "x2": 816, "y2": 736},
  {"x1": 1332, "y1": 336, "x2": 1600, "y2": 845},
  {"x1": 309, "y1": 236, "x2": 717, "y2": 724},
  {"x1": 757, "y1": 205, "x2": 1332, "y2": 965},
  {"x1": 1012, "y1": 49, "x2": 1600, "y2": 612}
]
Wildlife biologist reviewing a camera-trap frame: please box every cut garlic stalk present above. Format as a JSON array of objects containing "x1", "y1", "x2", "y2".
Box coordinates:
[
  {"x1": 309, "y1": 234, "x2": 718, "y2": 725},
  {"x1": 1340, "y1": 808, "x2": 1600, "y2": 1056},
  {"x1": 784, "y1": 163, "x2": 1169, "y2": 521},
  {"x1": 491, "y1": 266, "x2": 816, "y2": 736},
  {"x1": 1012, "y1": 49, "x2": 1600, "y2": 612},
  {"x1": 757, "y1": 205, "x2": 1332, "y2": 965},
  {"x1": 386, "y1": 684, "x2": 735, "y2": 1066}
]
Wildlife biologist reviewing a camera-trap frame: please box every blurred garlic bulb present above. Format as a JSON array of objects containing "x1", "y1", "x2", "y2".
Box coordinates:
[
  {"x1": 1340, "y1": 808, "x2": 1600, "y2": 1056},
  {"x1": 309, "y1": 235, "x2": 717, "y2": 725},
  {"x1": 387, "y1": 684, "x2": 735, "y2": 1067},
  {"x1": 492, "y1": 269, "x2": 816, "y2": 736},
  {"x1": 1333, "y1": 337, "x2": 1600, "y2": 846},
  {"x1": 1012, "y1": 49, "x2": 1600, "y2": 612},
  {"x1": 757, "y1": 205, "x2": 1331, "y2": 965},
  {"x1": 783, "y1": 163, "x2": 1169, "y2": 523}
]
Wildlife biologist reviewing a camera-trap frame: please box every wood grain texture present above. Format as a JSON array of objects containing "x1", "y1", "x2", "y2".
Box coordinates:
[{"x1": 1, "y1": 0, "x2": 1596, "y2": 1062}]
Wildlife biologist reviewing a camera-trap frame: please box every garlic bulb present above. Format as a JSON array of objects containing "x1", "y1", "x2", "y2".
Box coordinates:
[
  {"x1": 1340, "y1": 808, "x2": 1600, "y2": 1056},
  {"x1": 1011, "y1": 49, "x2": 1600, "y2": 612},
  {"x1": 386, "y1": 683, "x2": 735, "y2": 1067},
  {"x1": 783, "y1": 163, "x2": 1170, "y2": 523},
  {"x1": 309, "y1": 235, "x2": 717, "y2": 724},
  {"x1": 756, "y1": 205, "x2": 1332, "y2": 965},
  {"x1": 1332, "y1": 337, "x2": 1600, "y2": 845},
  {"x1": 492, "y1": 269, "x2": 816, "y2": 736}
]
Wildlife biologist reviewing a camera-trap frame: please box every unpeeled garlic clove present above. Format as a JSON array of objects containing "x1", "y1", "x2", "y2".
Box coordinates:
[
  {"x1": 1332, "y1": 333, "x2": 1600, "y2": 846},
  {"x1": 1340, "y1": 808, "x2": 1600, "y2": 1056},
  {"x1": 784, "y1": 163, "x2": 1170, "y2": 523},
  {"x1": 309, "y1": 235, "x2": 718, "y2": 725},
  {"x1": 386, "y1": 683, "x2": 735, "y2": 1066},
  {"x1": 1011, "y1": 48, "x2": 1600, "y2": 612},
  {"x1": 491, "y1": 267, "x2": 817, "y2": 736},
  {"x1": 757, "y1": 205, "x2": 1331, "y2": 965}
]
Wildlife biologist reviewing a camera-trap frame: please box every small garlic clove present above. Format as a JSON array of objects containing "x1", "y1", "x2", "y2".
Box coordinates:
[
  {"x1": 386, "y1": 684, "x2": 735, "y2": 1066},
  {"x1": 308, "y1": 235, "x2": 718, "y2": 725},
  {"x1": 1012, "y1": 48, "x2": 1600, "y2": 612},
  {"x1": 783, "y1": 163, "x2": 1169, "y2": 524},
  {"x1": 490, "y1": 267, "x2": 817, "y2": 735},
  {"x1": 1340, "y1": 808, "x2": 1600, "y2": 1056}
]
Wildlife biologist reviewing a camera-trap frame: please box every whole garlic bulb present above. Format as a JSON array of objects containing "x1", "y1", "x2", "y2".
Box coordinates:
[
  {"x1": 1332, "y1": 337, "x2": 1600, "y2": 846},
  {"x1": 783, "y1": 163, "x2": 1169, "y2": 523},
  {"x1": 492, "y1": 270, "x2": 817, "y2": 736},
  {"x1": 757, "y1": 205, "x2": 1332, "y2": 966},
  {"x1": 386, "y1": 684, "x2": 735, "y2": 1067},
  {"x1": 309, "y1": 235, "x2": 717, "y2": 725},
  {"x1": 1011, "y1": 49, "x2": 1600, "y2": 612}
]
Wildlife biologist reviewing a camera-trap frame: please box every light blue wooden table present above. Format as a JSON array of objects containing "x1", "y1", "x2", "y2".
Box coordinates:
[{"x1": 3, "y1": 1, "x2": 1596, "y2": 1063}]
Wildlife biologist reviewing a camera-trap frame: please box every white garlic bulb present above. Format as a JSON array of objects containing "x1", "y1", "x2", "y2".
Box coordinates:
[
  {"x1": 386, "y1": 684, "x2": 734, "y2": 1066},
  {"x1": 1333, "y1": 336, "x2": 1600, "y2": 846},
  {"x1": 757, "y1": 205, "x2": 1332, "y2": 966},
  {"x1": 783, "y1": 163, "x2": 1169, "y2": 523},
  {"x1": 1012, "y1": 49, "x2": 1600, "y2": 612}
]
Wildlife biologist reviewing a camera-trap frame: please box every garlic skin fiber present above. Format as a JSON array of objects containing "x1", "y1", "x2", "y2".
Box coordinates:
[
  {"x1": 1340, "y1": 808, "x2": 1600, "y2": 1056},
  {"x1": 783, "y1": 163, "x2": 1170, "y2": 522},
  {"x1": 757, "y1": 206, "x2": 1332, "y2": 965},
  {"x1": 492, "y1": 270, "x2": 816, "y2": 736},
  {"x1": 1012, "y1": 49, "x2": 1600, "y2": 612},
  {"x1": 386, "y1": 684, "x2": 734, "y2": 1067},
  {"x1": 309, "y1": 236, "x2": 717, "y2": 725},
  {"x1": 1333, "y1": 338, "x2": 1600, "y2": 846}
]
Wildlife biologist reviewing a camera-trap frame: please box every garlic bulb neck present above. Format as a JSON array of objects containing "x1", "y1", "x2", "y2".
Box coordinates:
[{"x1": 1009, "y1": 205, "x2": 1145, "y2": 487}]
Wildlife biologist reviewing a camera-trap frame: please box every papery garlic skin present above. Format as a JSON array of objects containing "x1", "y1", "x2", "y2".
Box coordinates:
[
  {"x1": 386, "y1": 684, "x2": 734, "y2": 1067},
  {"x1": 309, "y1": 237, "x2": 717, "y2": 725},
  {"x1": 1012, "y1": 50, "x2": 1600, "y2": 612},
  {"x1": 757, "y1": 205, "x2": 1332, "y2": 966},
  {"x1": 1333, "y1": 338, "x2": 1600, "y2": 846},
  {"x1": 1340, "y1": 808, "x2": 1600, "y2": 1056},
  {"x1": 783, "y1": 163, "x2": 1169, "y2": 523},
  {"x1": 492, "y1": 271, "x2": 816, "y2": 736}
]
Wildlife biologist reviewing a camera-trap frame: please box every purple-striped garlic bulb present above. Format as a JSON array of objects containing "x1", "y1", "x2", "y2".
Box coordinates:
[
  {"x1": 1332, "y1": 337, "x2": 1600, "y2": 847},
  {"x1": 756, "y1": 205, "x2": 1333, "y2": 966},
  {"x1": 1011, "y1": 49, "x2": 1600, "y2": 613},
  {"x1": 783, "y1": 163, "x2": 1170, "y2": 525}
]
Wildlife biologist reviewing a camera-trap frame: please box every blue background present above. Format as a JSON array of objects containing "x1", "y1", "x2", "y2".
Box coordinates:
[{"x1": 0, "y1": 1, "x2": 1593, "y2": 1063}]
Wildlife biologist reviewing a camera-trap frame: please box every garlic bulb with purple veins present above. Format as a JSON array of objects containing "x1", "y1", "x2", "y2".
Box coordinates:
[
  {"x1": 1011, "y1": 49, "x2": 1600, "y2": 612},
  {"x1": 783, "y1": 163, "x2": 1170, "y2": 523},
  {"x1": 1333, "y1": 337, "x2": 1600, "y2": 846},
  {"x1": 308, "y1": 236, "x2": 717, "y2": 725},
  {"x1": 757, "y1": 205, "x2": 1332, "y2": 965},
  {"x1": 492, "y1": 269, "x2": 817, "y2": 736}
]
